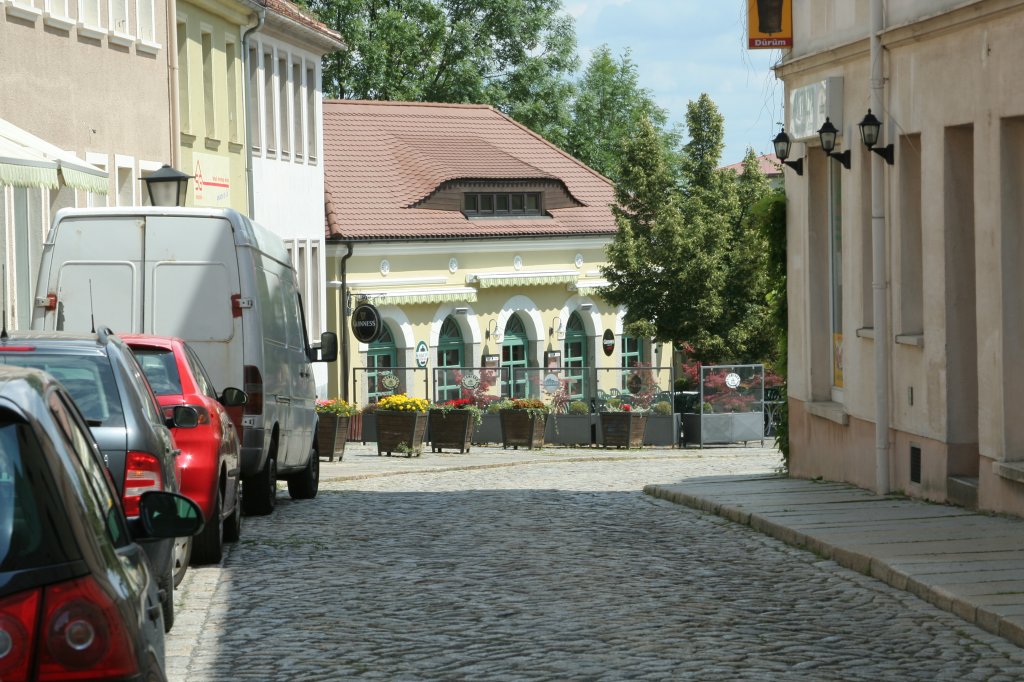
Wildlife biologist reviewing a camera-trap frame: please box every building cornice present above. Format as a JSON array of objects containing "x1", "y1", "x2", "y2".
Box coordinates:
[{"x1": 325, "y1": 235, "x2": 610, "y2": 258}]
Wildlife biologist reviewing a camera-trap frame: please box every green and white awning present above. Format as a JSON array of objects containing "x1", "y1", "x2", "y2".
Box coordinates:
[
  {"x1": 352, "y1": 286, "x2": 478, "y2": 306},
  {"x1": 0, "y1": 118, "x2": 108, "y2": 193},
  {"x1": 469, "y1": 270, "x2": 579, "y2": 289},
  {"x1": 570, "y1": 278, "x2": 609, "y2": 296}
]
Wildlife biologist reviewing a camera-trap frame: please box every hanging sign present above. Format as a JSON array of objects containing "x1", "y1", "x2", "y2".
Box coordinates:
[
  {"x1": 351, "y1": 303, "x2": 382, "y2": 344},
  {"x1": 602, "y1": 329, "x2": 615, "y2": 356},
  {"x1": 747, "y1": 0, "x2": 792, "y2": 49},
  {"x1": 415, "y1": 341, "x2": 429, "y2": 367}
]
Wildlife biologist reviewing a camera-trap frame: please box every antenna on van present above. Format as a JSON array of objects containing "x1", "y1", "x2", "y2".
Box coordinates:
[
  {"x1": 89, "y1": 280, "x2": 96, "y2": 333},
  {"x1": 1, "y1": 265, "x2": 7, "y2": 340}
]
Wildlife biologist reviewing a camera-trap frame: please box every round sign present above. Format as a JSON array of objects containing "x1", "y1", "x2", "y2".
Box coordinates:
[
  {"x1": 542, "y1": 373, "x2": 561, "y2": 393},
  {"x1": 380, "y1": 372, "x2": 401, "y2": 390},
  {"x1": 460, "y1": 373, "x2": 481, "y2": 390},
  {"x1": 351, "y1": 303, "x2": 382, "y2": 343},
  {"x1": 725, "y1": 372, "x2": 742, "y2": 389},
  {"x1": 415, "y1": 341, "x2": 429, "y2": 368},
  {"x1": 602, "y1": 329, "x2": 615, "y2": 356}
]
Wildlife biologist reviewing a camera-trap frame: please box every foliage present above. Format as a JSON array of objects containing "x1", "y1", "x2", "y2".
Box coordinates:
[
  {"x1": 431, "y1": 397, "x2": 483, "y2": 425},
  {"x1": 377, "y1": 393, "x2": 429, "y2": 412},
  {"x1": 315, "y1": 398, "x2": 359, "y2": 416},
  {"x1": 567, "y1": 400, "x2": 589, "y2": 415},
  {"x1": 309, "y1": 0, "x2": 578, "y2": 145},
  {"x1": 652, "y1": 400, "x2": 672, "y2": 416},
  {"x1": 505, "y1": 398, "x2": 549, "y2": 420},
  {"x1": 487, "y1": 398, "x2": 512, "y2": 414}
]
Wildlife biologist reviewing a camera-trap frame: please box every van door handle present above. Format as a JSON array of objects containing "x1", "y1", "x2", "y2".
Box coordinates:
[{"x1": 277, "y1": 396, "x2": 291, "y2": 404}]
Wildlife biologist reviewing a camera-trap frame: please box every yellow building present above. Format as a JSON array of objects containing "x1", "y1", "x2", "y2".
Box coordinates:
[{"x1": 322, "y1": 101, "x2": 671, "y2": 411}]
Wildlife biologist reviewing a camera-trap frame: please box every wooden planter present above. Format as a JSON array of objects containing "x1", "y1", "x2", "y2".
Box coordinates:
[
  {"x1": 600, "y1": 412, "x2": 648, "y2": 449},
  {"x1": 316, "y1": 414, "x2": 350, "y2": 462},
  {"x1": 499, "y1": 409, "x2": 547, "y2": 449},
  {"x1": 376, "y1": 410, "x2": 428, "y2": 457},
  {"x1": 428, "y1": 409, "x2": 475, "y2": 453}
]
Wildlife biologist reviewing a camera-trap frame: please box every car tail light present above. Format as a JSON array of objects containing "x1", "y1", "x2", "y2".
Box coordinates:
[
  {"x1": 122, "y1": 451, "x2": 163, "y2": 517},
  {"x1": 243, "y1": 365, "x2": 263, "y2": 416},
  {"x1": 36, "y1": 576, "x2": 138, "y2": 680},
  {"x1": 0, "y1": 589, "x2": 39, "y2": 682}
]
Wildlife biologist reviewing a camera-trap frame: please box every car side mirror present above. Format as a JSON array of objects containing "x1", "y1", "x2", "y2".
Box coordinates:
[
  {"x1": 137, "y1": 491, "x2": 204, "y2": 538},
  {"x1": 168, "y1": 405, "x2": 199, "y2": 429},
  {"x1": 219, "y1": 386, "x2": 248, "y2": 407},
  {"x1": 310, "y1": 331, "x2": 338, "y2": 363}
]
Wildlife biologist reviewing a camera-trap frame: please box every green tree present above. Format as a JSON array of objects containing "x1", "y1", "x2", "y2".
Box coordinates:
[
  {"x1": 564, "y1": 46, "x2": 669, "y2": 181},
  {"x1": 309, "y1": 0, "x2": 578, "y2": 144}
]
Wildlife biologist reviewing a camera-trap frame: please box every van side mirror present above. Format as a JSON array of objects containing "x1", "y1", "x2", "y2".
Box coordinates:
[
  {"x1": 310, "y1": 331, "x2": 338, "y2": 363},
  {"x1": 219, "y1": 386, "x2": 248, "y2": 407}
]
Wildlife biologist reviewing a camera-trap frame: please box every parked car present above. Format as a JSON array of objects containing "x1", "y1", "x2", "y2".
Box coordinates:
[
  {"x1": 0, "y1": 328, "x2": 198, "y2": 631},
  {"x1": 0, "y1": 365, "x2": 203, "y2": 681},
  {"x1": 123, "y1": 334, "x2": 246, "y2": 566},
  {"x1": 32, "y1": 206, "x2": 339, "y2": 516}
]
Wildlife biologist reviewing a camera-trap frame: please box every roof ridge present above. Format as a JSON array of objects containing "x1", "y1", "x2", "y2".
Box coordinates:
[{"x1": 323, "y1": 100, "x2": 494, "y2": 111}]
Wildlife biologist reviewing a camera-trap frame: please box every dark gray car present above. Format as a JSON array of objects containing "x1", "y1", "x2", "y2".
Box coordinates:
[
  {"x1": 0, "y1": 365, "x2": 203, "y2": 680},
  {"x1": 0, "y1": 328, "x2": 197, "y2": 631}
]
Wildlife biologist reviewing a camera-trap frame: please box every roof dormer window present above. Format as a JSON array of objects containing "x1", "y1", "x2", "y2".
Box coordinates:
[{"x1": 464, "y1": 192, "x2": 542, "y2": 217}]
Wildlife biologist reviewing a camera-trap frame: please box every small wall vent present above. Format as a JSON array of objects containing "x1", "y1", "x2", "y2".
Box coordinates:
[{"x1": 910, "y1": 445, "x2": 922, "y2": 484}]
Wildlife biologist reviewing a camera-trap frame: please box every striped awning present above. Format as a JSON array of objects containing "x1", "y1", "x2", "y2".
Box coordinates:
[
  {"x1": 352, "y1": 286, "x2": 478, "y2": 306},
  {"x1": 0, "y1": 118, "x2": 108, "y2": 194},
  {"x1": 570, "y1": 278, "x2": 609, "y2": 296},
  {"x1": 469, "y1": 270, "x2": 579, "y2": 289}
]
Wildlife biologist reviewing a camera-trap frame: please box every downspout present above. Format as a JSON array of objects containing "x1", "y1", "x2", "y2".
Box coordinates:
[
  {"x1": 339, "y1": 242, "x2": 354, "y2": 401},
  {"x1": 242, "y1": 5, "x2": 266, "y2": 218},
  {"x1": 166, "y1": 0, "x2": 180, "y2": 168},
  {"x1": 870, "y1": 0, "x2": 891, "y2": 494}
]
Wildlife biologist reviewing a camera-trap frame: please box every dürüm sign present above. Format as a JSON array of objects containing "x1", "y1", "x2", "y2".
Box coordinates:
[{"x1": 351, "y1": 303, "x2": 382, "y2": 343}]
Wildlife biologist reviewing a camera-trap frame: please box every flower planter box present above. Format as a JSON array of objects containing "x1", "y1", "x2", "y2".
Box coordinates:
[
  {"x1": 428, "y1": 409, "x2": 475, "y2": 453},
  {"x1": 376, "y1": 410, "x2": 428, "y2": 457},
  {"x1": 499, "y1": 409, "x2": 547, "y2": 450},
  {"x1": 473, "y1": 413, "x2": 502, "y2": 444},
  {"x1": 545, "y1": 414, "x2": 594, "y2": 446},
  {"x1": 360, "y1": 413, "x2": 377, "y2": 444},
  {"x1": 599, "y1": 413, "x2": 647, "y2": 449},
  {"x1": 682, "y1": 411, "x2": 764, "y2": 447},
  {"x1": 316, "y1": 414, "x2": 350, "y2": 462},
  {"x1": 643, "y1": 413, "x2": 680, "y2": 447}
]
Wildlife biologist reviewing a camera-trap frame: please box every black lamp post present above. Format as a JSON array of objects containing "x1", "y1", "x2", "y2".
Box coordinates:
[
  {"x1": 858, "y1": 109, "x2": 895, "y2": 165},
  {"x1": 817, "y1": 117, "x2": 851, "y2": 169},
  {"x1": 772, "y1": 128, "x2": 804, "y2": 176},
  {"x1": 142, "y1": 164, "x2": 192, "y2": 207}
]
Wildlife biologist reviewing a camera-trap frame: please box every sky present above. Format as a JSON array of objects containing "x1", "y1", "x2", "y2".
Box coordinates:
[{"x1": 566, "y1": 0, "x2": 785, "y2": 167}]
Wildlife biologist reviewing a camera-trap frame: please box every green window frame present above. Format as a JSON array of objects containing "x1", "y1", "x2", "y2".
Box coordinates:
[
  {"x1": 367, "y1": 325, "x2": 397, "y2": 403},
  {"x1": 501, "y1": 315, "x2": 528, "y2": 398},
  {"x1": 563, "y1": 313, "x2": 587, "y2": 401},
  {"x1": 621, "y1": 335, "x2": 644, "y2": 391},
  {"x1": 436, "y1": 316, "x2": 464, "y2": 402}
]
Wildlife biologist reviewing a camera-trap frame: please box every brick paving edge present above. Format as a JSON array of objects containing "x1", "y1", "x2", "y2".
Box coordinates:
[{"x1": 643, "y1": 483, "x2": 1024, "y2": 649}]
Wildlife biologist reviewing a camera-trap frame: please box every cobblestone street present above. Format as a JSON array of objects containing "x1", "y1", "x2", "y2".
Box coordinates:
[{"x1": 167, "y1": 446, "x2": 1024, "y2": 680}]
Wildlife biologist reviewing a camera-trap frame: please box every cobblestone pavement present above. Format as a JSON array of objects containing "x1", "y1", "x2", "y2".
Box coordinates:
[{"x1": 167, "y1": 446, "x2": 1024, "y2": 681}]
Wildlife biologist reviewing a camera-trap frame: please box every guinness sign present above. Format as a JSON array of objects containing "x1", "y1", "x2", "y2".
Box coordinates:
[
  {"x1": 602, "y1": 329, "x2": 615, "y2": 356},
  {"x1": 351, "y1": 303, "x2": 382, "y2": 343}
]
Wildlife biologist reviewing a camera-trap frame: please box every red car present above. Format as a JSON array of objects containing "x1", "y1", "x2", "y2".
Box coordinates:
[{"x1": 123, "y1": 335, "x2": 246, "y2": 568}]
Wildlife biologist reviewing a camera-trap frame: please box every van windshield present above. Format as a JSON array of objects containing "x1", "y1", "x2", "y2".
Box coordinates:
[{"x1": 0, "y1": 356, "x2": 125, "y2": 427}]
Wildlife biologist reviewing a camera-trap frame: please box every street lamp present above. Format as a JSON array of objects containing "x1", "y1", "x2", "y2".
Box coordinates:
[
  {"x1": 858, "y1": 109, "x2": 895, "y2": 165},
  {"x1": 772, "y1": 127, "x2": 804, "y2": 176},
  {"x1": 142, "y1": 164, "x2": 192, "y2": 207},
  {"x1": 817, "y1": 117, "x2": 851, "y2": 169}
]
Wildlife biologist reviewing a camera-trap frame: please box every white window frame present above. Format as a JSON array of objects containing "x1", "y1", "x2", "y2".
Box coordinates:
[
  {"x1": 135, "y1": 0, "x2": 160, "y2": 53},
  {"x1": 108, "y1": 0, "x2": 132, "y2": 45},
  {"x1": 305, "y1": 62, "x2": 317, "y2": 163},
  {"x1": 43, "y1": 0, "x2": 74, "y2": 30},
  {"x1": 77, "y1": 0, "x2": 105, "y2": 38},
  {"x1": 6, "y1": 0, "x2": 43, "y2": 24}
]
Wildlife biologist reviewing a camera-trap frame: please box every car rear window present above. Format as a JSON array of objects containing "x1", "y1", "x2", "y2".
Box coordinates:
[
  {"x1": 0, "y1": 355, "x2": 125, "y2": 427},
  {"x1": 132, "y1": 348, "x2": 183, "y2": 396},
  {"x1": 0, "y1": 419, "x2": 76, "y2": 572}
]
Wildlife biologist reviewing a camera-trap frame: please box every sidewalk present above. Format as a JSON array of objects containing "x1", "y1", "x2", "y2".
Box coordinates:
[{"x1": 644, "y1": 475, "x2": 1024, "y2": 648}]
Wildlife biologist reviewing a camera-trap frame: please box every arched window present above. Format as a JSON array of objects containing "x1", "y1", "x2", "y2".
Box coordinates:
[
  {"x1": 436, "y1": 316, "x2": 464, "y2": 402},
  {"x1": 367, "y1": 324, "x2": 397, "y2": 403},
  {"x1": 563, "y1": 312, "x2": 588, "y2": 401},
  {"x1": 501, "y1": 314, "x2": 528, "y2": 398}
]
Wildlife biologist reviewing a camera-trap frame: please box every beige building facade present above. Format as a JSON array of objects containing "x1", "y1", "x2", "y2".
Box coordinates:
[{"x1": 777, "y1": 0, "x2": 1024, "y2": 516}]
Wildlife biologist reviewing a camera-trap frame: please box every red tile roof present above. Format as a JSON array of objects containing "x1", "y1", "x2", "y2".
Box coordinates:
[
  {"x1": 262, "y1": 0, "x2": 342, "y2": 50},
  {"x1": 322, "y1": 100, "x2": 617, "y2": 241},
  {"x1": 719, "y1": 152, "x2": 782, "y2": 175}
]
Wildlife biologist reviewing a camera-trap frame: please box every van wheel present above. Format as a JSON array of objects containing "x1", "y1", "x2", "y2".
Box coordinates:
[
  {"x1": 243, "y1": 456, "x2": 276, "y2": 516},
  {"x1": 223, "y1": 479, "x2": 242, "y2": 542},
  {"x1": 288, "y1": 443, "x2": 319, "y2": 500},
  {"x1": 191, "y1": 489, "x2": 223, "y2": 564}
]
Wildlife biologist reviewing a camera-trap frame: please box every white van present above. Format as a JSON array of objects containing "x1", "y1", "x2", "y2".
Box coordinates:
[{"x1": 31, "y1": 207, "x2": 337, "y2": 515}]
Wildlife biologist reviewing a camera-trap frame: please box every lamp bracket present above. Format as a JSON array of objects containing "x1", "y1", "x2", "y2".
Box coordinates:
[
  {"x1": 782, "y1": 158, "x2": 804, "y2": 176},
  {"x1": 870, "y1": 144, "x2": 895, "y2": 165},
  {"x1": 828, "y1": 149, "x2": 852, "y2": 170}
]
